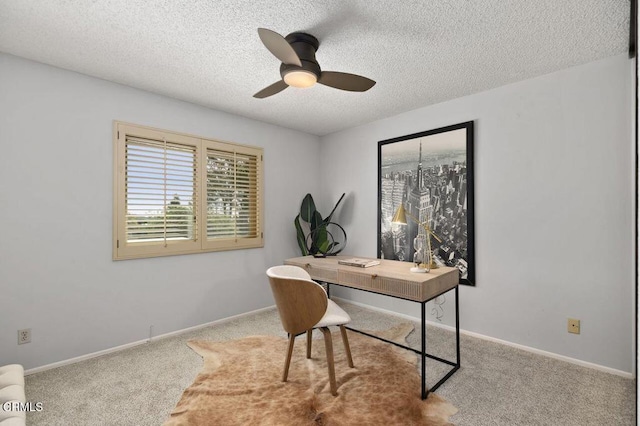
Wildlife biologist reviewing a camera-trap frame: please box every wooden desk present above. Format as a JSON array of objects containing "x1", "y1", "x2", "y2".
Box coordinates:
[{"x1": 284, "y1": 255, "x2": 460, "y2": 399}]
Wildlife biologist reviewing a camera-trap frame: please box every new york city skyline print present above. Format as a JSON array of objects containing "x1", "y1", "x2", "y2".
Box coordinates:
[{"x1": 377, "y1": 121, "x2": 475, "y2": 286}]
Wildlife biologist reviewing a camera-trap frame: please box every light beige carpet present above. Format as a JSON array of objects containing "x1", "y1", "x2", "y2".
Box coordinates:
[{"x1": 165, "y1": 323, "x2": 457, "y2": 425}]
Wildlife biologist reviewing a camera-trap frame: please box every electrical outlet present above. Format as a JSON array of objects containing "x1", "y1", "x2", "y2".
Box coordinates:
[
  {"x1": 567, "y1": 318, "x2": 580, "y2": 334},
  {"x1": 18, "y1": 328, "x2": 31, "y2": 344}
]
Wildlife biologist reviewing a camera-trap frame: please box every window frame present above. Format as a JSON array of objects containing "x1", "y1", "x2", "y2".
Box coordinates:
[{"x1": 113, "y1": 121, "x2": 264, "y2": 260}]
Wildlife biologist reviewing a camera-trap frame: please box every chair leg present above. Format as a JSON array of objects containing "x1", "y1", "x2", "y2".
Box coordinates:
[
  {"x1": 320, "y1": 327, "x2": 337, "y2": 396},
  {"x1": 306, "y1": 330, "x2": 312, "y2": 359},
  {"x1": 339, "y1": 325, "x2": 354, "y2": 368},
  {"x1": 283, "y1": 333, "x2": 296, "y2": 382}
]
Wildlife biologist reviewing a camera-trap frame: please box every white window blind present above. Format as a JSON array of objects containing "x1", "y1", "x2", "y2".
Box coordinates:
[{"x1": 114, "y1": 122, "x2": 263, "y2": 260}]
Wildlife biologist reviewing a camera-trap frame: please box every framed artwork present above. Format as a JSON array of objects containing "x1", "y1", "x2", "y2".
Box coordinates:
[{"x1": 377, "y1": 121, "x2": 475, "y2": 286}]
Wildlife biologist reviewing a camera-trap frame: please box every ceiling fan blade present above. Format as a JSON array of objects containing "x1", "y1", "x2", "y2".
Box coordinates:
[
  {"x1": 258, "y1": 28, "x2": 302, "y2": 67},
  {"x1": 318, "y1": 71, "x2": 376, "y2": 92},
  {"x1": 253, "y1": 80, "x2": 288, "y2": 99}
]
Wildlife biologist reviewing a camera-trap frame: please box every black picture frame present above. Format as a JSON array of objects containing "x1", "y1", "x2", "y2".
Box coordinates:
[{"x1": 377, "y1": 121, "x2": 475, "y2": 286}]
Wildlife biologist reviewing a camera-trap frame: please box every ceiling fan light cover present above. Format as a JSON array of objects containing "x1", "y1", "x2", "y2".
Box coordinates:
[{"x1": 283, "y1": 70, "x2": 317, "y2": 88}]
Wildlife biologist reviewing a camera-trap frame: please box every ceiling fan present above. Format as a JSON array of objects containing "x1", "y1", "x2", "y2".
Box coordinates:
[{"x1": 253, "y1": 28, "x2": 376, "y2": 99}]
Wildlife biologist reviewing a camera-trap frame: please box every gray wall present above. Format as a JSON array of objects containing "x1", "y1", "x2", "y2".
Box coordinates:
[
  {"x1": 1, "y1": 51, "x2": 634, "y2": 375},
  {"x1": 320, "y1": 54, "x2": 635, "y2": 374},
  {"x1": 0, "y1": 53, "x2": 320, "y2": 369}
]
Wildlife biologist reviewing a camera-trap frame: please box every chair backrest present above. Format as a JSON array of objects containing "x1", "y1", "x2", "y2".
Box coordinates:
[
  {"x1": 266, "y1": 264, "x2": 312, "y2": 280},
  {"x1": 266, "y1": 266, "x2": 328, "y2": 335}
]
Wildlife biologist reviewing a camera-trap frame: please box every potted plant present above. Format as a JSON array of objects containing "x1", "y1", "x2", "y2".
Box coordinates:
[{"x1": 294, "y1": 193, "x2": 347, "y2": 257}]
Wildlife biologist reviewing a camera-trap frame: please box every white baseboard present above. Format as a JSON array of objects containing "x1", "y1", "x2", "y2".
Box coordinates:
[
  {"x1": 26, "y1": 299, "x2": 633, "y2": 380},
  {"x1": 25, "y1": 341, "x2": 148, "y2": 376},
  {"x1": 24, "y1": 305, "x2": 276, "y2": 376},
  {"x1": 333, "y1": 297, "x2": 635, "y2": 379}
]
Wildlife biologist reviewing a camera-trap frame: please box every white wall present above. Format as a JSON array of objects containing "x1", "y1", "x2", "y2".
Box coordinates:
[
  {"x1": 0, "y1": 53, "x2": 320, "y2": 369},
  {"x1": 1, "y1": 52, "x2": 634, "y2": 375},
  {"x1": 320, "y1": 54, "x2": 635, "y2": 374}
]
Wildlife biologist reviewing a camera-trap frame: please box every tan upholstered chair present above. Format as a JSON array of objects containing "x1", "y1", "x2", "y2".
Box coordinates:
[{"x1": 266, "y1": 265, "x2": 354, "y2": 396}]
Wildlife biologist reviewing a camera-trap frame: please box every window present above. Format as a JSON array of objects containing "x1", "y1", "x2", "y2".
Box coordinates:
[{"x1": 113, "y1": 122, "x2": 263, "y2": 260}]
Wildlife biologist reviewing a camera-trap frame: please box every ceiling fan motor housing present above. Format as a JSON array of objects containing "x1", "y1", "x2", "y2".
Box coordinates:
[{"x1": 280, "y1": 32, "x2": 321, "y2": 79}]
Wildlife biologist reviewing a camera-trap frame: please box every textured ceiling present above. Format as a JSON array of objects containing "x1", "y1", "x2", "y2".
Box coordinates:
[{"x1": 0, "y1": 0, "x2": 630, "y2": 136}]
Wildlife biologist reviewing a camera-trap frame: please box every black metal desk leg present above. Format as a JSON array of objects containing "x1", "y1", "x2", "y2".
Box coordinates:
[
  {"x1": 421, "y1": 301, "x2": 427, "y2": 399},
  {"x1": 455, "y1": 285, "x2": 460, "y2": 366}
]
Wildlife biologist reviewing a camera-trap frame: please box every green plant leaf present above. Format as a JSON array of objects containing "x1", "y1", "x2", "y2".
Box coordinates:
[
  {"x1": 323, "y1": 193, "x2": 345, "y2": 224},
  {"x1": 300, "y1": 193, "x2": 316, "y2": 223},
  {"x1": 325, "y1": 222, "x2": 347, "y2": 255},
  {"x1": 294, "y1": 214, "x2": 308, "y2": 256},
  {"x1": 315, "y1": 226, "x2": 329, "y2": 253},
  {"x1": 318, "y1": 239, "x2": 331, "y2": 253},
  {"x1": 310, "y1": 210, "x2": 323, "y2": 231},
  {"x1": 326, "y1": 241, "x2": 341, "y2": 251}
]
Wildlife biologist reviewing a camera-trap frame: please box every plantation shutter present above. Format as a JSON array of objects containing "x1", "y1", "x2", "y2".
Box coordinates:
[
  {"x1": 115, "y1": 125, "x2": 200, "y2": 258},
  {"x1": 203, "y1": 141, "x2": 263, "y2": 250},
  {"x1": 114, "y1": 122, "x2": 263, "y2": 259}
]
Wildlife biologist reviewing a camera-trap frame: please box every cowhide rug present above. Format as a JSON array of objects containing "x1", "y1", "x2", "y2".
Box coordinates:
[{"x1": 165, "y1": 323, "x2": 457, "y2": 425}]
